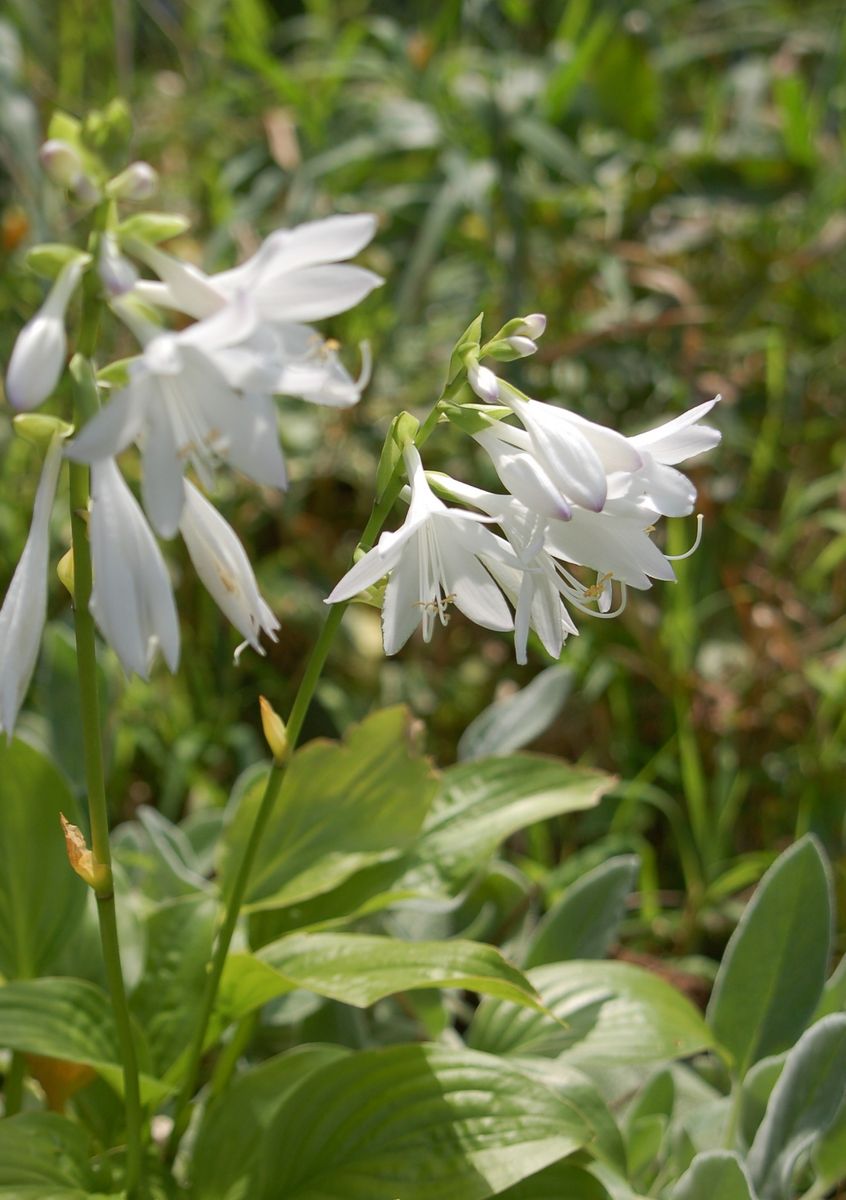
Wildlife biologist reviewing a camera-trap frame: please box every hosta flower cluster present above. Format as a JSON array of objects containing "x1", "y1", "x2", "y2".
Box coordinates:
[
  {"x1": 329, "y1": 318, "x2": 720, "y2": 663},
  {"x1": 0, "y1": 128, "x2": 380, "y2": 736}
]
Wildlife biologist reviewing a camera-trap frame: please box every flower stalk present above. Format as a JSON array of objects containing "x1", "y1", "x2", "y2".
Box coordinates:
[{"x1": 68, "y1": 276, "x2": 145, "y2": 1196}]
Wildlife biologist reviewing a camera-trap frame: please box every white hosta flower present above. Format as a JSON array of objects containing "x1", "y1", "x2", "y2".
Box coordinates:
[
  {"x1": 130, "y1": 214, "x2": 382, "y2": 408},
  {"x1": 612, "y1": 397, "x2": 722, "y2": 518},
  {"x1": 0, "y1": 436, "x2": 63, "y2": 736},
  {"x1": 66, "y1": 297, "x2": 287, "y2": 537},
  {"x1": 5, "y1": 258, "x2": 85, "y2": 410},
  {"x1": 326, "y1": 446, "x2": 514, "y2": 654},
  {"x1": 89, "y1": 458, "x2": 180, "y2": 679},
  {"x1": 179, "y1": 482, "x2": 280, "y2": 660}
]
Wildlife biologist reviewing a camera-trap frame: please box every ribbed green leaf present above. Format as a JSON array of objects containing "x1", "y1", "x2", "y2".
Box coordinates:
[
  {"x1": 495, "y1": 1160, "x2": 610, "y2": 1198},
  {"x1": 0, "y1": 738, "x2": 86, "y2": 979},
  {"x1": 406, "y1": 756, "x2": 612, "y2": 891},
  {"x1": 218, "y1": 932, "x2": 541, "y2": 1021},
  {"x1": 0, "y1": 978, "x2": 167, "y2": 1103},
  {"x1": 192, "y1": 1045, "x2": 350, "y2": 1200},
  {"x1": 707, "y1": 837, "x2": 832, "y2": 1077},
  {"x1": 256, "y1": 1043, "x2": 594, "y2": 1199},
  {"x1": 469, "y1": 961, "x2": 713, "y2": 1065},
  {"x1": 220, "y1": 707, "x2": 437, "y2": 912},
  {"x1": 0, "y1": 1114, "x2": 94, "y2": 1190}
]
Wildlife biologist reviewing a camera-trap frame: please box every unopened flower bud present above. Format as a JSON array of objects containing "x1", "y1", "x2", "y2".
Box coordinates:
[
  {"x1": 467, "y1": 361, "x2": 500, "y2": 405},
  {"x1": 60, "y1": 814, "x2": 111, "y2": 892},
  {"x1": 5, "y1": 258, "x2": 85, "y2": 410},
  {"x1": 56, "y1": 547, "x2": 75, "y2": 598},
  {"x1": 512, "y1": 312, "x2": 546, "y2": 341},
  {"x1": 107, "y1": 161, "x2": 158, "y2": 201},
  {"x1": 39, "y1": 139, "x2": 100, "y2": 204},
  {"x1": 259, "y1": 696, "x2": 289, "y2": 765},
  {"x1": 98, "y1": 232, "x2": 138, "y2": 297},
  {"x1": 39, "y1": 139, "x2": 83, "y2": 186}
]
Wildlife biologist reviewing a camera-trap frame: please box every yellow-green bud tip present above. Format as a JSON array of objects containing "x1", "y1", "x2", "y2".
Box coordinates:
[{"x1": 259, "y1": 696, "x2": 290, "y2": 764}]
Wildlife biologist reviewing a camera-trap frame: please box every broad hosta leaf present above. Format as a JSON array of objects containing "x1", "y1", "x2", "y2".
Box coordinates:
[
  {"x1": 0, "y1": 1113, "x2": 95, "y2": 1190},
  {"x1": 220, "y1": 707, "x2": 437, "y2": 911},
  {"x1": 256, "y1": 1043, "x2": 594, "y2": 1199},
  {"x1": 192, "y1": 1044, "x2": 350, "y2": 1200},
  {"x1": 671, "y1": 1151, "x2": 756, "y2": 1200},
  {"x1": 0, "y1": 977, "x2": 166, "y2": 1103},
  {"x1": 707, "y1": 837, "x2": 832, "y2": 1077},
  {"x1": 405, "y1": 756, "x2": 613, "y2": 892},
  {"x1": 815, "y1": 953, "x2": 846, "y2": 1020},
  {"x1": 813, "y1": 1092, "x2": 846, "y2": 1194},
  {"x1": 747, "y1": 1014, "x2": 846, "y2": 1200},
  {"x1": 0, "y1": 738, "x2": 86, "y2": 979},
  {"x1": 525, "y1": 855, "x2": 639, "y2": 967},
  {"x1": 468, "y1": 962, "x2": 713, "y2": 1066},
  {"x1": 218, "y1": 932, "x2": 542, "y2": 1022},
  {"x1": 457, "y1": 665, "x2": 574, "y2": 761},
  {"x1": 495, "y1": 1160, "x2": 611, "y2": 1198},
  {"x1": 130, "y1": 894, "x2": 217, "y2": 1076}
]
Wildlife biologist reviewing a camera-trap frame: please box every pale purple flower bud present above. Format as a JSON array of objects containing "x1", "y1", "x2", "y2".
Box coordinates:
[
  {"x1": 39, "y1": 139, "x2": 83, "y2": 186},
  {"x1": 514, "y1": 313, "x2": 546, "y2": 340},
  {"x1": 468, "y1": 361, "x2": 501, "y2": 405},
  {"x1": 5, "y1": 258, "x2": 85, "y2": 410},
  {"x1": 107, "y1": 161, "x2": 159, "y2": 201},
  {"x1": 98, "y1": 232, "x2": 138, "y2": 297}
]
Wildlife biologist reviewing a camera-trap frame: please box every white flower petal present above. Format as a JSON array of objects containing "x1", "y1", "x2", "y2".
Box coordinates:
[
  {"x1": 381, "y1": 537, "x2": 423, "y2": 655},
  {"x1": 180, "y1": 483, "x2": 279, "y2": 653},
  {"x1": 435, "y1": 518, "x2": 513, "y2": 632},
  {"x1": 89, "y1": 459, "x2": 180, "y2": 678},
  {"x1": 65, "y1": 377, "x2": 149, "y2": 463},
  {"x1": 631, "y1": 397, "x2": 721, "y2": 465},
  {"x1": 505, "y1": 392, "x2": 607, "y2": 512},
  {"x1": 475, "y1": 428, "x2": 573, "y2": 521},
  {"x1": 0, "y1": 437, "x2": 63, "y2": 736},
  {"x1": 142, "y1": 395, "x2": 185, "y2": 537},
  {"x1": 250, "y1": 265, "x2": 383, "y2": 323}
]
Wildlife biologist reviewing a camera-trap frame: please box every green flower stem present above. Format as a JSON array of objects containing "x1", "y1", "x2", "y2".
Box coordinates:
[
  {"x1": 166, "y1": 397, "x2": 447, "y2": 1160},
  {"x1": 69, "y1": 257, "x2": 145, "y2": 1194}
]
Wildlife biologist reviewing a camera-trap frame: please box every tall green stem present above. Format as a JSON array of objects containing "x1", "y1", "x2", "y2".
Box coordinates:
[
  {"x1": 69, "y1": 268, "x2": 145, "y2": 1193},
  {"x1": 167, "y1": 402, "x2": 446, "y2": 1158}
]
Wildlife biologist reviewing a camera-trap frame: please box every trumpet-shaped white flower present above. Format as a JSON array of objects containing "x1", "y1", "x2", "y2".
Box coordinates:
[
  {"x1": 66, "y1": 297, "x2": 287, "y2": 537},
  {"x1": 130, "y1": 214, "x2": 381, "y2": 409},
  {"x1": 0, "y1": 436, "x2": 63, "y2": 736},
  {"x1": 611, "y1": 397, "x2": 722, "y2": 517},
  {"x1": 179, "y1": 482, "x2": 280, "y2": 660},
  {"x1": 326, "y1": 446, "x2": 514, "y2": 655},
  {"x1": 89, "y1": 458, "x2": 180, "y2": 679},
  {"x1": 5, "y1": 258, "x2": 86, "y2": 411}
]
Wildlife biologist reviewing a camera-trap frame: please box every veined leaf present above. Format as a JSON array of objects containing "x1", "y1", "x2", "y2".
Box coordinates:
[
  {"x1": 405, "y1": 755, "x2": 613, "y2": 892},
  {"x1": 220, "y1": 707, "x2": 437, "y2": 912},
  {"x1": 0, "y1": 738, "x2": 87, "y2": 979},
  {"x1": 0, "y1": 977, "x2": 167, "y2": 1103},
  {"x1": 671, "y1": 1151, "x2": 756, "y2": 1200},
  {"x1": 256, "y1": 1043, "x2": 594, "y2": 1199},
  {"x1": 469, "y1": 961, "x2": 713, "y2": 1066},
  {"x1": 217, "y1": 932, "x2": 542, "y2": 1021}
]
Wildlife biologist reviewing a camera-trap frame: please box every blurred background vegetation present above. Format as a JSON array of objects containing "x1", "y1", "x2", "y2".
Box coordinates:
[{"x1": 1, "y1": 0, "x2": 844, "y2": 960}]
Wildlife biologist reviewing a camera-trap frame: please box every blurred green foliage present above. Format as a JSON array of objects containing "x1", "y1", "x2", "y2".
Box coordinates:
[{"x1": 1, "y1": 0, "x2": 845, "y2": 955}]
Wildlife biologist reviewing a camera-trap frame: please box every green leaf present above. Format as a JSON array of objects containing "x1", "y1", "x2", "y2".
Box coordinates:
[
  {"x1": 457, "y1": 665, "x2": 574, "y2": 762},
  {"x1": 256, "y1": 1043, "x2": 594, "y2": 1199},
  {"x1": 468, "y1": 961, "x2": 713, "y2": 1066},
  {"x1": 130, "y1": 894, "x2": 217, "y2": 1076},
  {"x1": 815, "y1": 952, "x2": 846, "y2": 1020},
  {"x1": 525, "y1": 855, "x2": 639, "y2": 967},
  {"x1": 220, "y1": 707, "x2": 437, "y2": 912},
  {"x1": 706, "y1": 836, "x2": 833, "y2": 1077},
  {"x1": 0, "y1": 738, "x2": 87, "y2": 979},
  {"x1": 0, "y1": 1113, "x2": 94, "y2": 1190},
  {"x1": 495, "y1": 1160, "x2": 611, "y2": 1198},
  {"x1": 218, "y1": 932, "x2": 542, "y2": 1023},
  {"x1": 671, "y1": 1151, "x2": 756, "y2": 1200},
  {"x1": 0, "y1": 977, "x2": 167, "y2": 1103},
  {"x1": 813, "y1": 1092, "x2": 846, "y2": 1194},
  {"x1": 192, "y1": 1044, "x2": 350, "y2": 1200},
  {"x1": 748, "y1": 1014, "x2": 846, "y2": 1200},
  {"x1": 405, "y1": 755, "x2": 612, "y2": 892}
]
